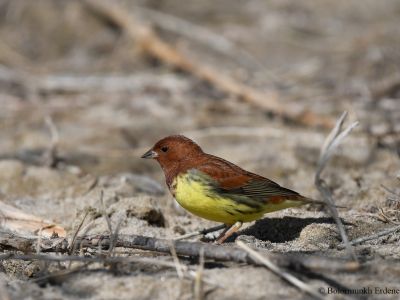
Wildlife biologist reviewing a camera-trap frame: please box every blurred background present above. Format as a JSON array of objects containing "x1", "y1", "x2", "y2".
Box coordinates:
[
  {"x1": 0, "y1": 1, "x2": 400, "y2": 299},
  {"x1": 1, "y1": 0, "x2": 400, "y2": 242},
  {"x1": 1, "y1": 0, "x2": 399, "y2": 173},
  {"x1": 1, "y1": 0, "x2": 399, "y2": 195}
]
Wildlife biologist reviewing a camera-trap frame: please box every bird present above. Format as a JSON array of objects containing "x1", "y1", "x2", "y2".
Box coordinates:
[{"x1": 142, "y1": 135, "x2": 329, "y2": 243}]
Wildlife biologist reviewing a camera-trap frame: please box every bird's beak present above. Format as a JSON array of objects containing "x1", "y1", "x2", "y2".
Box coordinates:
[{"x1": 141, "y1": 149, "x2": 158, "y2": 159}]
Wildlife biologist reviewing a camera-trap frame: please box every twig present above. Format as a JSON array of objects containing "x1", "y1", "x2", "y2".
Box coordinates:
[
  {"x1": 43, "y1": 116, "x2": 59, "y2": 168},
  {"x1": 108, "y1": 217, "x2": 124, "y2": 257},
  {"x1": 0, "y1": 231, "x2": 360, "y2": 273},
  {"x1": 169, "y1": 241, "x2": 184, "y2": 279},
  {"x1": 194, "y1": 247, "x2": 205, "y2": 300},
  {"x1": 99, "y1": 190, "x2": 120, "y2": 257},
  {"x1": 236, "y1": 241, "x2": 324, "y2": 300},
  {"x1": 338, "y1": 224, "x2": 400, "y2": 249},
  {"x1": 0, "y1": 252, "x2": 182, "y2": 270},
  {"x1": 69, "y1": 210, "x2": 89, "y2": 255},
  {"x1": 83, "y1": 0, "x2": 333, "y2": 128},
  {"x1": 136, "y1": 6, "x2": 264, "y2": 70},
  {"x1": 99, "y1": 190, "x2": 112, "y2": 236},
  {"x1": 315, "y1": 112, "x2": 359, "y2": 262}
]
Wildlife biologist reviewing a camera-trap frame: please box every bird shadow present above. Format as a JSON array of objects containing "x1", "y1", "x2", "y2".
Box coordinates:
[{"x1": 231, "y1": 216, "x2": 336, "y2": 243}]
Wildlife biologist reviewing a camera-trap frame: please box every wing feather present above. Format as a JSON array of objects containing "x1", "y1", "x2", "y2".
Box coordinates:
[{"x1": 194, "y1": 155, "x2": 301, "y2": 203}]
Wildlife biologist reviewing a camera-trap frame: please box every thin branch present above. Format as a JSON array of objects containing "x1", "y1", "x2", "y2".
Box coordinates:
[
  {"x1": 99, "y1": 190, "x2": 112, "y2": 236},
  {"x1": 169, "y1": 241, "x2": 184, "y2": 279},
  {"x1": 43, "y1": 116, "x2": 60, "y2": 168},
  {"x1": 136, "y1": 6, "x2": 264, "y2": 70},
  {"x1": 316, "y1": 112, "x2": 359, "y2": 179},
  {"x1": 99, "y1": 189, "x2": 121, "y2": 257},
  {"x1": 315, "y1": 111, "x2": 359, "y2": 262},
  {"x1": 108, "y1": 217, "x2": 124, "y2": 257},
  {"x1": 0, "y1": 231, "x2": 360, "y2": 273},
  {"x1": 69, "y1": 210, "x2": 89, "y2": 255},
  {"x1": 194, "y1": 247, "x2": 205, "y2": 300},
  {"x1": 338, "y1": 224, "x2": 400, "y2": 249},
  {"x1": 0, "y1": 252, "x2": 182, "y2": 270},
  {"x1": 236, "y1": 241, "x2": 324, "y2": 300}
]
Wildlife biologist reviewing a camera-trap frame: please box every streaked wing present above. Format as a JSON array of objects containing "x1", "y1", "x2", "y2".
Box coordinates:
[
  {"x1": 194, "y1": 155, "x2": 301, "y2": 203},
  {"x1": 225, "y1": 178, "x2": 300, "y2": 202}
]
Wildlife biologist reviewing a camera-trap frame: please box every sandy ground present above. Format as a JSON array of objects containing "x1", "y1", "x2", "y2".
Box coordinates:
[{"x1": 0, "y1": 0, "x2": 400, "y2": 299}]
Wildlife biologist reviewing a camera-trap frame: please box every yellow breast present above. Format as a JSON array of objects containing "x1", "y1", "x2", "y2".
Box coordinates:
[
  {"x1": 173, "y1": 172, "x2": 304, "y2": 224},
  {"x1": 173, "y1": 173, "x2": 264, "y2": 224}
]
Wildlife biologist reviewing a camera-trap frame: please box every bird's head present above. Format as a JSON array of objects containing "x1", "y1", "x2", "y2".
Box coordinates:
[{"x1": 141, "y1": 135, "x2": 203, "y2": 169}]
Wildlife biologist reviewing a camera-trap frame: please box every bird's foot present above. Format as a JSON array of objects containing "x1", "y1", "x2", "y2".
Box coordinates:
[
  {"x1": 215, "y1": 221, "x2": 243, "y2": 244},
  {"x1": 174, "y1": 224, "x2": 227, "y2": 241}
]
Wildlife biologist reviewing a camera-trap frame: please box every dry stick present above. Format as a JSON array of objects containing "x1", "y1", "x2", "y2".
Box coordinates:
[
  {"x1": 83, "y1": 0, "x2": 333, "y2": 128},
  {"x1": 0, "y1": 251, "x2": 222, "y2": 291},
  {"x1": 99, "y1": 190, "x2": 117, "y2": 257},
  {"x1": 84, "y1": 235, "x2": 360, "y2": 272},
  {"x1": 136, "y1": 6, "x2": 264, "y2": 70},
  {"x1": 109, "y1": 217, "x2": 124, "y2": 257},
  {"x1": 337, "y1": 224, "x2": 400, "y2": 249},
  {"x1": 0, "y1": 231, "x2": 360, "y2": 273},
  {"x1": 69, "y1": 210, "x2": 89, "y2": 255},
  {"x1": 43, "y1": 116, "x2": 59, "y2": 168},
  {"x1": 237, "y1": 241, "x2": 324, "y2": 300},
  {"x1": 315, "y1": 112, "x2": 359, "y2": 262},
  {"x1": 99, "y1": 190, "x2": 112, "y2": 236},
  {"x1": 0, "y1": 252, "x2": 180, "y2": 270},
  {"x1": 169, "y1": 241, "x2": 184, "y2": 279}
]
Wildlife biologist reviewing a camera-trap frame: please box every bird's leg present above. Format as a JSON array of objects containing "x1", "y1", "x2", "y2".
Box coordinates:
[
  {"x1": 215, "y1": 221, "x2": 243, "y2": 244},
  {"x1": 174, "y1": 224, "x2": 227, "y2": 241}
]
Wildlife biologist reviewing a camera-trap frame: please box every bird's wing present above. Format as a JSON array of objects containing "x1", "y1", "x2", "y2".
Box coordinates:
[{"x1": 194, "y1": 156, "x2": 302, "y2": 203}]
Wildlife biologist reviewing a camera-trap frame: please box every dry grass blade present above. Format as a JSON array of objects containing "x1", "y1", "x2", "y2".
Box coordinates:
[
  {"x1": 317, "y1": 111, "x2": 347, "y2": 175},
  {"x1": 99, "y1": 190, "x2": 112, "y2": 236},
  {"x1": 236, "y1": 241, "x2": 324, "y2": 300},
  {"x1": 169, "y1": 241, "x2": 184, "y2": 279},
  {"x1": 43, "y1": 116, "x2": 59, "y2": 168},
  {"x1": 316, "y1": 111, "x2": 359, "y2": 178},
  {"x1": 108, "y1": 217, "x2": 124, "y2": 257},
  {"x1": 69, "y1": 210, "x2": 89, "y2": 255},
  {"x1": 194, "y1": 247, "x2": 205, "y2": 300},
  {"x1": 99, "y1": 190, "x2": 121, "y2": 257},
  {"x1": 315, "y1": 111, "x2": 359, "y2": 262}
]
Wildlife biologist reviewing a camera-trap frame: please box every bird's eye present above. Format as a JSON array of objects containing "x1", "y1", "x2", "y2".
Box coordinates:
[{"x1": 161, "y1": 146, "x2": 169, "y2": 152}]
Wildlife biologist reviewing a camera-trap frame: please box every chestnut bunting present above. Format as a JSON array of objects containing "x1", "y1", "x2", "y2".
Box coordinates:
[{"x1": 142, "y1": 135, "x2": 328, "y2": 243}]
